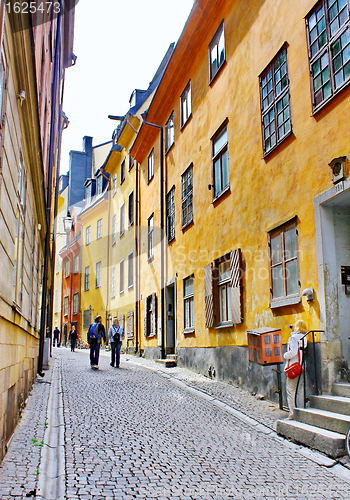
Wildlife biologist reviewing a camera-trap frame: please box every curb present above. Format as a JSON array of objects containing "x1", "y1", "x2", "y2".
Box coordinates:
[{"x1": 37, "y1": 358, "x2": 65, "y2": 500}]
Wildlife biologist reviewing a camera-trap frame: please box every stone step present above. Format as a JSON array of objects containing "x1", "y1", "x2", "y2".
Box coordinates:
[
  {"x1": 294, "y1": 407, "x2": 350, "y2": 435},
  {"x1": 155, "y1": 358, "x2": 177, "y2": 367},
  {"x1": 166, "y1": 354, "x2": 177, "y2": 360},
  {"x1": 276, "y1": 419, "x2": 345, "y2": 458},
  {"x1": 310, "y1": 394, "x2": 350, "y2": 416},
  {"x1": 333, "y1": 382, "x2": 350, "y2": 398}
]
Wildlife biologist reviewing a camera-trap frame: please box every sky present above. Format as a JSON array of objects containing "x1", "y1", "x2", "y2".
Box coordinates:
[{"x1": 60, "y1": 0, "x2": 194, "y2": 174}]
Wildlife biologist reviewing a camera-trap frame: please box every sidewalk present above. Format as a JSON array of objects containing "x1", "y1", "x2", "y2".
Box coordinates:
[{"x1": 1, "y1": 348, "x2": 349, "y2": 499}]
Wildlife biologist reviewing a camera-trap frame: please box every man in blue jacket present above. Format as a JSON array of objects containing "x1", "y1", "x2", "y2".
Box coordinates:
[{"x1": 87, "y1": 315, "x2": 106, "y2": 369}]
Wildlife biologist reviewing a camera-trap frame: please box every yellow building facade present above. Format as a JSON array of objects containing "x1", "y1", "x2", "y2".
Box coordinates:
[
  {"x1": 131, "y1": 0, "x2": 350, "y2": 398},
  {"x1": 79, "y1": 144, "x2": 111, "y2": 341}
]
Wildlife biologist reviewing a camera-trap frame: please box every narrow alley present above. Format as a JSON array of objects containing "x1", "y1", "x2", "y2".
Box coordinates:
[{"x1": 1, "y1": 348, "x2": 350, "y2": 499}]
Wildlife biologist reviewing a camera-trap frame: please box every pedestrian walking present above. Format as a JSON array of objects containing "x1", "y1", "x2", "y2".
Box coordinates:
[
  {"x1": 53, "y1": 326, "x2": 60, "y2": 347},
  {"x1": 87, "y1": 315, "x2": 106, "y2": 369},
  {"x1": 108, "y1": 316, "x2": 124, "y2": 368},
  {"x1": 68, "y1": 325, "x2": 78, "y2": 352},
  {"x1": 284, "y1": 319, "x2": 308, "y2": 419}
]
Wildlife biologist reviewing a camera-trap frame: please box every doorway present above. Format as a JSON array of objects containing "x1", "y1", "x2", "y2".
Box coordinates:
[
  {"x1": 316, "y1": 185, "x2": 350, "y2": 366},
  {"x1": 165, "y1": 281, "x2": 176, "y2": 355}
]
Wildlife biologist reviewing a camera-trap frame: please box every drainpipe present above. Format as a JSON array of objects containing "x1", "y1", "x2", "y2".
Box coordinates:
[
  {"x1": 38, "y1": 0, "x2": 62, "y2": 375},
  {"x1": 135, "y1": 159, "x2": 140, "y2": 355},
  {"x1": 141, "y1": 119, "x2": 165, "y2": 360}
]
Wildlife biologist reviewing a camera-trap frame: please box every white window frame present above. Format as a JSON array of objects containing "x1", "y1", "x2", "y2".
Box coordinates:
[
  {"x1": 64, "y1": 259, "x2": 70, "y2": 278},
  {"x1": 86, "y1": 225, "x2": 91, "y2": 245},
  {"x1": 128, "y1": 191, "x2": 134, "y2": 227},
  {"x1": 74, "y1": 254, "x2": 79, "y2": 274},
  {"x1": 111, "y1": 266, "x2": 116, "y2": 298},
  {"x1": 96, "y1": 261, "x2": 102, "y2": 288},
  {"x1": 73, "y1": 293, "x2": 79, "y2": 315},
  {"x1": 148, "y1": 149, "x2": 154, "y2": 183},
  {"x1": 120, "y1": 203, "x2": 125, "y2": 237},
  {"x1": 128, "y1": 252, "x2": 134, "y2": 289},
  {"x1": 112, "y1": 214, "x2": 117, "y2": 245},
  {"x1": 84, "y1": 266, "x2": 90, "y2": 291},
  {"x1": 120, "y1": 259, "x2": 124, "y2": 294},
  {"x1": 180, "y1": 81, "x2": 192, "y2": 128},
  {"x1": 97, "y1": 218, "x2": 102, "y2": 240},
  {"x1": 112, "y1": 174, "x2": 117, "y2": 196},
  {"x1": 63, "y1": 295, "x2": 69, "y2": 316},
  {"x1": 184, "y1": 275, "x2": 195, "y2": 331},
  {"x1": 165, "y1": 111, "x2": 175, "y2": 151},
  {"x1": 209, "y1": 21, "x2": 225, "y2": 82},
  {"x1": 148, "y1": 214, "x2": 154, "y2": 260}
]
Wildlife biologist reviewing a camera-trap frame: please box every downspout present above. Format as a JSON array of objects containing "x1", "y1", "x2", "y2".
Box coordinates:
[
  {"x1": 38, "y1": 0, "x2": 62, "y2": 375},
  {"x1": 135, "y1": 159, "x2": 139, "y2": 354},
  {"x1": 48, "y1": 79, "x2": 67, "y2": 358},
  {"x1": 142, "y1": 120, "x2": 165, "y2": 359},
  {"x1": 100, "y1": 170, "x2": 111, "y2": 343}
]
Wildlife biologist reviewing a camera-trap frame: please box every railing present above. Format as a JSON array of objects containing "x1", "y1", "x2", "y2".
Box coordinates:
[{"x1": 295, "y1": 330, "x2": 324, "y2": 408}]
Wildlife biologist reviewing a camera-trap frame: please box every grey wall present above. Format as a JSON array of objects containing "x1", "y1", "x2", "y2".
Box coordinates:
[{"x1": 68, "y1": 136, "x2": 93, "y2": 207}]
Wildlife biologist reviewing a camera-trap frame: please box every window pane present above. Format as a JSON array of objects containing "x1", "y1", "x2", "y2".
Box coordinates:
[
  {"x1": 214, "y1": 158, "x2": 222, "y2": 195},
  {"x1": 184, "y1": 276, "x2": 194, "y2": 296},
  {"x1": 272, "y1": 266, "x2": 284, "y2": 298},
  {"x1": 218, "y1": 30, "x2": 225, "y2": 66},
  {"x1": 286, "y1": 259, "x2": 299, "y2": 295},
  {"x1": 213, "y1": 128, "x2": 228, "y2": 156},
  {"x1": 219, "y1": 261, "x2": 230, "y2": 281},
  {"x1": 219, "y1": 285, "x2": 227, "y2": 322},
  {"x1": 284, "y1": 227, "x2": 297, "y2": 259},
  {"x1": 221, "y1": 150, "x2": 229, "y2": 189},
  {"x1": 226, "y1": 285, "x2": 232, "y2": 321},
  {"x1": 271, "y1": 233, "x2": 282, "y2": 265}
]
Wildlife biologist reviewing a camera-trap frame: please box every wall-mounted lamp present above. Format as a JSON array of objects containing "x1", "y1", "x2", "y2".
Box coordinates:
[
  {"x1": 63, "y1": 210, "x2": 73, "y2": 234},
  {"x1": 302, "y1": 287, "x2": 314, "y2": 302},
  {"x1": 208, "y1": 184, "x2": 213, "y2": 191},
  {"x1": 17, "y1": 90, "x2": 26, "y2": 107}
]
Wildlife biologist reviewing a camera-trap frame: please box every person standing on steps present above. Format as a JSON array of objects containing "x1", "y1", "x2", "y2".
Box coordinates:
[
  {"x1": 87, "y1": 315, "x2": 106, "y2": 369},
  {"x1": 68, "y1": 325, "x2": 78, "y2": 352},
  {"x1": 284, "y1": 319, "x2": 308, "y2": 419},
  {"x1": 108, "y1": 316, "x2": 124, "y2": 368}
]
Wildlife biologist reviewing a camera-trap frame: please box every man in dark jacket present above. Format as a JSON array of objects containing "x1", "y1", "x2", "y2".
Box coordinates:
[
  {"x1": 68, "y1": 325, "x2": 78, "y2": 352},
  {"x1": 53, "y1": 326, "x2": 60, "y2": 347},
  {"x1": 87, "y1": 315, "x2": 106, "y2": 369}
]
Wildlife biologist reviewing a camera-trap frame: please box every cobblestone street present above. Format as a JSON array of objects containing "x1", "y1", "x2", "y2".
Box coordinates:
[{"x1": 1, "y1": 348, "x2": 350, "y2": 499}]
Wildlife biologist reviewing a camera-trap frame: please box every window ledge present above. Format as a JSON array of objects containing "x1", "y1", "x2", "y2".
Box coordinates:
[
  {"x1": 128, "y1": 221, "x2": 134, "y2": 228},
  {"x1": 212, "y1": 185, "x2": 230, "y2": 204},
  {"x1": 167, "y1": 235, "x2": 175, "y2": 245},
  {"x1": 270, "y1": 295, "x2": 301, "y2": 309},
  {"x1": 182, "y1": 219, "x2": 194, "y2": 232},
  {"x1": 312, "y1": 78, "x2": 350, "y2": 116},
  {"x1": 147, "y1": 176, "x2": 154, "y2": 185},
  {"x1": 120, "y1": 232, "x2": 125, "y2": 239},
  {"x1": 146, "y1": 334, "x2": 157, "y2": 339},
  {"x1": 215, "y1": 322, "x2": 234, "y2": 329},
  {"x1": 183, "y1": 328, "x2": 195, "y2": 335},
  {"x1": 148, "y1": 255, "x2": 154, "y2": 264},
  {"x1": 209, "y1": 60, "x2": 226, "y2": 86},
  {"x1": 165, "y1": 142, "x2": 175, "y2": 155},
  {"x1": 180, "y1": 113, "x2": 192, "y2": 132}
]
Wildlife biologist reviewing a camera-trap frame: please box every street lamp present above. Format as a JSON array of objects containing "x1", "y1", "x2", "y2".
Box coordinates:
[{"x1": 63, "y1": 210, "x2": 73, "y2": 234}]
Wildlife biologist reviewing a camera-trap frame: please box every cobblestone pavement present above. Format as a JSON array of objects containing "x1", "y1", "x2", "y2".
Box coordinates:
[{"x1": 1, "y1": 348, "x2": 350, "y2": 499}]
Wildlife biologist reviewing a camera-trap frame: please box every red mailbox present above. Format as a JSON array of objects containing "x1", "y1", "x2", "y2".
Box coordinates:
[{"x1": 247, "y1": 327, "x2": 283, "y2": 365}]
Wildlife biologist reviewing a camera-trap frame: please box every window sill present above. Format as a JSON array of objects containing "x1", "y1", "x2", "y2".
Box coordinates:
[
  {"x1": 148, "y1": 255, "x2": 154, "y2": 264},
  {"x1": 182, "y1": 219, "x2": 193, "y2": 232},
  {"x1": 215, "y1": 322, "x2": 234, "y2": 329},
  {"x1": 146, "y1": 334, "x2": 157, "y2": 339},
  {"x1": 270, "y1": 295, "x2": 301, "y2": 309},
  {"x1": 147, "y1": 176, "x2": 154, "y2": 185},
  {"x1": 183, "y1": 328, "x2": 195, "y2": 335},
  {"x1": 312, "y1": 77, "x2": 350, "y2": 116},
  {"x1": 263, "y1": 129, "x2": 294, "y2": 159},
  {"x1": 128, "y1": 221, "x2": 134, "y2": 228},
  {"x1": 128, "y1": 284, "x2": 134, "y2": 290},
  {"x1": 120, "y1": 232, "x2": 125, "y2": 239},
  {"x1": 167, "y1": 235, "x2": 175, "y2": 245},
  {"x1": 180, "y1": 113, "x2": 192, "y2": 132},
  {"x1": 212, "y1": 185, "x2": 230, "y2": 204},
  {"x1": 165, "y1": 142, "x2": 175, "y2": 155},
  {"x1": 120, "y1": 291, "x2": 124, "y2": 296}
]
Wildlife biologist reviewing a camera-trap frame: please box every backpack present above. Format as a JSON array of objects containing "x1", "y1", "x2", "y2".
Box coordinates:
[
  {"x1": 112, "y1": 325, "x2": 120, "y2": 343},
  {"x1": 89, "y1": 322, "x2": 99, "y2": 339}
]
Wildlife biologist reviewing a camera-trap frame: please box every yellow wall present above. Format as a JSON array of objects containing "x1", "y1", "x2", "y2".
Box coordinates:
[
  {"x1": 135, "y1": 0, "x2": 350, "y2": 356},
  {"x1": 79, "y1": 195, "x2": 109, "y2": 340}
]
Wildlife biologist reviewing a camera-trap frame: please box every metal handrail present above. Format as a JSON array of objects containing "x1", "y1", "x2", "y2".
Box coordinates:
[{"x1": 295, "y1": 330, "x2": 324, "y2": 408}]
